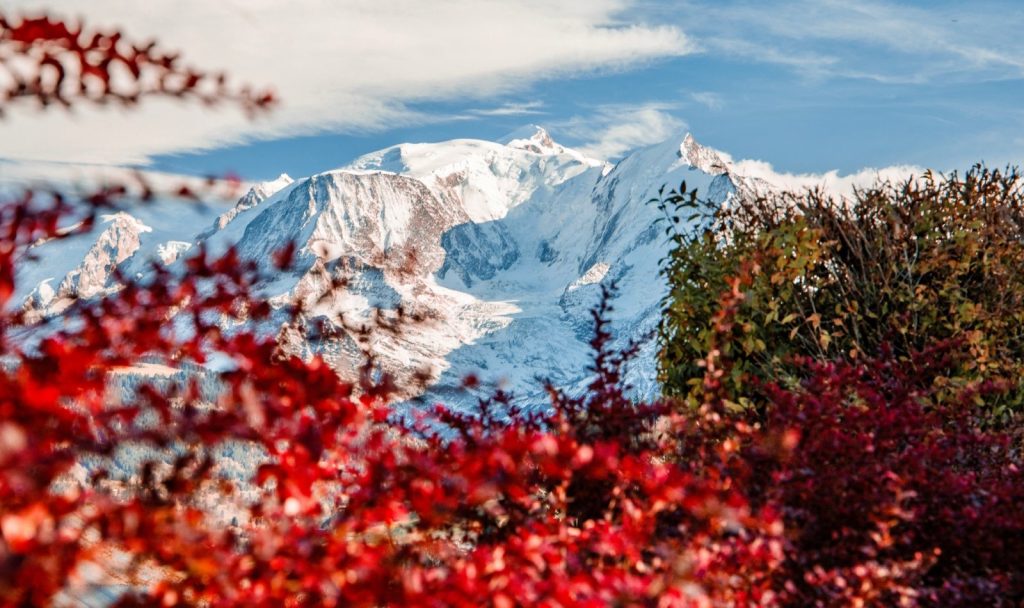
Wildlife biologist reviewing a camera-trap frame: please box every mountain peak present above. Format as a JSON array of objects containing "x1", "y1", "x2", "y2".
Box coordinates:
[
  {"x1": 498, "y1": 124, "x2": 606, "y2": 169},
  {"x1": 269, "y1": 173, "x2": 293, "y2": 188},
  {"x1": 500, "y1": 124, "x2": 559, "y2": 152},
  {"x1": 100, "y1": 211, "x2": 153, "y2": 234},
  {"x1": 679, "y1": 133, "x2": 731, "y2": 176}
]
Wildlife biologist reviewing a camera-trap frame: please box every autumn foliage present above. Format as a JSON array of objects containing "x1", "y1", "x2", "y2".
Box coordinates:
[
  {"x1": 2, "y1": 10, "x2": 1024, "y2": 608},
  {"x1": 655, "y1": 174, "x2": 1024, "y2": 604},
  {"x1": 658, "y1": 168, "x2": 1024, "y2": 419},
  {"x1": 0, "y1": 11, "x2": 274, "y2": 115},
  {"x1": 0, "y1": 193, "x2": 786, "y2": 605},
  {"x1": 3, "y1": 195, "x2": 1022, "y2": 605}
]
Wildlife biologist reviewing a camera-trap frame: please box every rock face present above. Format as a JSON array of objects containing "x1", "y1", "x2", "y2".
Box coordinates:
[
  {"x1": 22, "y1": 213, "x2": 152, "y2": 316},
  {"x1": 61, "y1": 213, "x2": 151, "y2": 299},
  {"x1": 12, "y1": 129, "x2": 818, "y2": 410}
]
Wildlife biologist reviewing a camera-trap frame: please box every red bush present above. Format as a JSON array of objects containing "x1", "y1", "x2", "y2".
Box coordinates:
[
  {"x1": 0, "y1": 181, "x2": 789, "y2": 606},
  {"x1": 745, "y1": 349, "x2": 1024, "y2": 606},
  {"x1": 674, "y1": 268, "x2": 1024, "y2": 606}
]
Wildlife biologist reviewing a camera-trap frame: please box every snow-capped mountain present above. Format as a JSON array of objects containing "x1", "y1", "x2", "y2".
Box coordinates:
[
  {"x1": 8, "y1": 128, "x2": 913, "y2": 410},
  {"x1": 209, "y1": 127, "x2": 736, "y2": 407}
]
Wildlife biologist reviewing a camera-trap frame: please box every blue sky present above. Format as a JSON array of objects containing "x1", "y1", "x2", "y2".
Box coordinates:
[{"x1": 4, "y1": 1, "x2": 1023, "y2": 181}]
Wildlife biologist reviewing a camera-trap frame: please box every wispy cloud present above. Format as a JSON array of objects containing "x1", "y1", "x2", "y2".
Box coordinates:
[
  {"x1": 0, "y1": 0, "x2": 693, "y2": 164},
  {"x1": 558, "y1": 102, "x2": 685, "y2": 160},
  {"x1": 689, "y1": 91, "x2": 724, "y2": 111},
  {"x1": 699, "y1": 36, "x2": 840, "y2": 79},
  {"x1": 667, "y1": 0, "x2": 1024, "y2": 83},
  {"x1": 470, "y1": 101, "x2": 547, "y2": 117}
]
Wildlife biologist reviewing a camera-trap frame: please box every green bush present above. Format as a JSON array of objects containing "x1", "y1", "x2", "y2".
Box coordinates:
[{"x1": 657, "y1": 166, "x2": 1024, "y2": 419}]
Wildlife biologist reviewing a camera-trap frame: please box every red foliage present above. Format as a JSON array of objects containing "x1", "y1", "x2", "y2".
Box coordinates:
[
  {"x1": 4, "y1": 187, "x2": 1021, "y2": 606},
  {"x1": 677, "y1": 266, "x2": 1024, "y2": 606},
  {"x1": 0, "y1": 203, "x2": 786, "y2": 604},
  {"x1": 731, "y1": 349, "x2": 1024, "y2": 606},
  {"x1": 0, "y1": 11, "x2": 274, "y2": 115}
]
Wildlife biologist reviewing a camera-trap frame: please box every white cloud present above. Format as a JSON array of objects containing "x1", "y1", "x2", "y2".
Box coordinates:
[
  {"x1": 562, "y1": 102, "x2": 685, "y2": 160},
  {"x1": 730, "y1": 157, "x2": 923, "y2": 198},
  {"x1": 0, "y1": 1, "x2": 692, "y2": 164}
]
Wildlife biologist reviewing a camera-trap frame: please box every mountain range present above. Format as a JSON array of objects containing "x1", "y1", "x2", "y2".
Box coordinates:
[{"x1": 10, "y1": 128, "x2": 916, "y2": 410}]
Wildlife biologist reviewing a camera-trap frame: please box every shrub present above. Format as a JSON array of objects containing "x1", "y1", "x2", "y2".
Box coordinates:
[
  {"x1": 654, "y1": 168, "x2": 1024, "y2": 605},
  {"x1": 0, "y1": 202, "x2": 786, "y2": 604},
  {"x1": 665, "y1": 267, "x2": 1024, "y2": 606},
  {"x1": 657, "y1": 167, "x2": 1024, "y2": 419},
  {"x1": 746, "y1": 349, "x2": 1024, "y2": 606}
]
